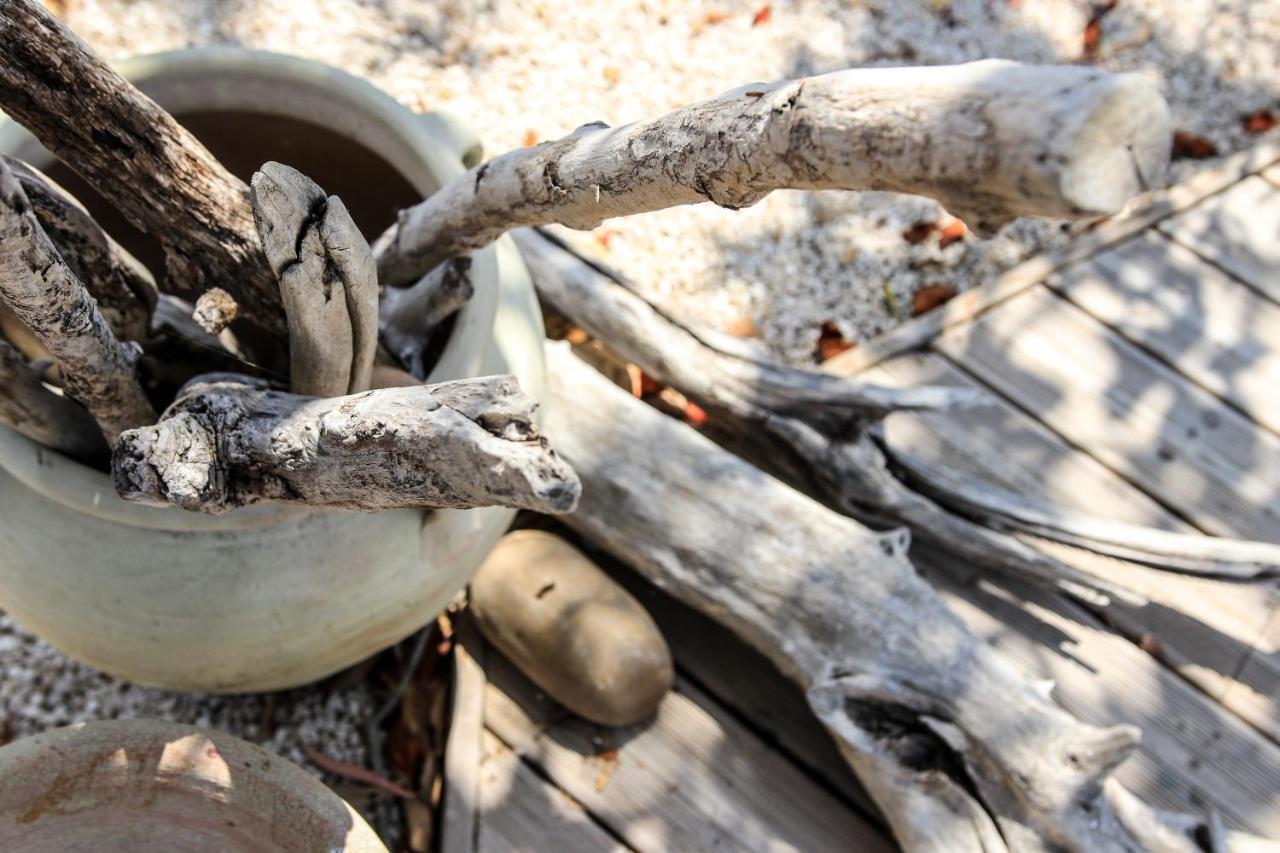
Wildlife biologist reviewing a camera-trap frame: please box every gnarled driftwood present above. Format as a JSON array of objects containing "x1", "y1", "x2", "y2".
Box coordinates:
[
  {"x1": 113, "y1": 373, "x2": 580, "y2": 515},
  {"x1": 0, "y1": 0, "x2": 284, "y2": 335},
  {"x1": 377, "y1": 61, "x2": 1170, "y2": 286},
  {"x1": 0, "y1": 159, "x2": 155, "y2": 444},
  {"x1": 542, "y1": 341, "x2": 1260, "y2": 853}
]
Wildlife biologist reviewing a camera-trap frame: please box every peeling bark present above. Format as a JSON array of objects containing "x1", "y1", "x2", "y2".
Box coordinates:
[
  {"x1": 380, "y1": 257, "x2": 474, "y2": 378},
  {"x1": 377, "y1": 61, "x2": 1170, "y2": 286},
  {"x1": 0, "y1": 339, "x2": 107, "y2": 463},
  {"x1": 516, "y1": 229, "x2": 1148, "y2": 603},
  {"x1": 543, "y1": 341, "x2": 1258, "y2": 853},
  {"x1": 0, "y1": 160, "x2": 155, "y2": 444},
  {"x1": 250, "y1": 162, "x2": 379, "y2": 395},
  {"x1": 0, "y1": 0, "x2": 283, "y2": 335},
  {"x1": 112, "y1": 373, "x2": 580, "y2": 515}
]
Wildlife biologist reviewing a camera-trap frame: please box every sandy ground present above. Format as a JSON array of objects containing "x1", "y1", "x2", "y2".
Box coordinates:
[{"x1": 3, "y1": 0, "x2": 1280, "y2": 797}]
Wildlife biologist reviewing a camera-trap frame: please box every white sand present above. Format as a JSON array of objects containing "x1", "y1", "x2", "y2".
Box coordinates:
[{"x1": 3, "y1": 0, "x2": 1278, "y2": 780}]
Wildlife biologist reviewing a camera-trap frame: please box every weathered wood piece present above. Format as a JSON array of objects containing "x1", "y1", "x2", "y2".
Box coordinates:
[
  {"x1": 3, "y1": 156, "x2": 155, "y2": 341},
  {"x1": 542, "y1": 341, "x2": 1261, "y2": 852},
  {"x1": 0, "y1": 0, "x2": 284, "y2": 334},
  {"x1": 518, "y1": 229, "x2": 1139, "y2": 603},
  {"x1": 441, "y1": 620, "x2": 487, "y2": 853},
  {"x1": 191, "y1": 287, "x2": 239, "y2": 336},
  {"x1": 380, "y1": 258, "x2": 474, "y2": 378},
  {"x1": 1158, "y1": 175, "x2": 1280, "y2": 304},
  {"x1": 0, "y1": 340, "x2": 107, "y2": 463},
  {"x1": 112, "y1": 373, "x2": 580, "y2": 515},
  {"x1": 377, "y1": 61, "x2": 1169, "y2": 286},
  {"x1": 0, "y1": 160, "x2": 155, "y2": 444},
  {"x1": 250, "y1": 162, "x2": 379, "y2": 395}
]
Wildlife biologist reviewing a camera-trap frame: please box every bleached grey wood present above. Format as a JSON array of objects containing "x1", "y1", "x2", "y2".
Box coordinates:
[
  {"x1": 935, "y1": 284, "x2": 1280, "y2": 541},
  {"x1": 0, "y1": 339, "x2": 106, "y2": 463},
  {"x1": 380, "y1": 258, "x2": 474, "y2": 378},
  {"x1": 484, "y1": 650, "x2": 891, "y2": 853},
  {"x1": 543, "y1": 341, "x2": 1255, "y2": 852},
  {"x1": 1158, "y1": 176, "x2": 1280, "y2": 304},
  {"x1": 377, "y1": 61, "x2": 1169, "y2": 286},
  {"x1": 442, "y1": 620, "x2": 487, "y2": 853},
  {"x1": 1052, "y1": 233, "x2": 1280, "y2": 435},
  {"x1": 112, "y1": 373, "x2": 580, "y2": 515},
  {"x1": 477, "y1": 731, "x2": 631, "y2": 853},
  {"x1": 865, "y1": 352, "x2": 1280, "y2": 744},
  {"x1": 250, "y1": 162, "x2": 378, "y2": 395},
  {"x1": 3, "y1": 156, "x2": 155, "y2": 342},
  {"x1": 0, "y1": 0, "x2": 284, "y2": 335},
  {"x1": 519, "y1": 229, "x2": 1136, "y2": 604},
  {"x1": 0, "y1": 159, "x2": 155, "y2": 444}
]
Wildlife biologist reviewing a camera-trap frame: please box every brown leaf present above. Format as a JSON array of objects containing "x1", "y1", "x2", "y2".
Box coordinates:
[
  {"x1": 521, "y1": 129, "x2": 539, "y2": 148},
  {"x1": 701, "y1": 9, "x2": 730, "y2": 25},
  {"x1": 1082, "y1": 1, "x2": 1118, "y2": 59},
  {"x1": 902, "y1": 220, "x2": 938, "y2": 244},
  {"x1": 301, "y1": 745, "x2": 416, "y2": 799},
  {"x1": 1171, "y1": 130, "x2": 1217, "y2": 160},
  {"x1": 938, "y1": 219, "x2": 967, "y2": 248},
  {"x1": 593, "y1": 748, "x2": 621, "y2": 792},
  {"x1": 593, "y1": 229, "x2": 615, "y2": 250},
  {"x1": 684, "y1": 400, "x2": 709, "y2": 427},
  {"x1": 816, "y1": 320, "x2": 856, "y2": 362},
  {"x1": 626, "y1": 363, "x2": 662, "y2": 398},
  {"x1": 1242, "y1": 110, "x2": 1277, "y2": 134},
  {"x1": 752, "y1": 5, "x2": 772, "y2": 26},
  {"x1": 911, "y1": 284, "x2": 958, "y2": 316},
  {"x1": 602, "y1": 66, "x2": 622, "y2": 87},
  {"x1": 725, "y1": 316, "x2": 757, "y2": 337}
]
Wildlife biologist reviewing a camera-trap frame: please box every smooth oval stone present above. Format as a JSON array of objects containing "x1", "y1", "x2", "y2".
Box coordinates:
[{"x1": 471, "y1": 529, "x2": 674, "y2": 726}]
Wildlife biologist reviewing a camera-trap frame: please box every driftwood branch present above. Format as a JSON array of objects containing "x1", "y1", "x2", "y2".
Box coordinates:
[
  {"x1": 0, "y1": 160, "x2": 155, "y2": 444},
  {"x1": 0, "y1": 340, "x2": 107, "y2": 463},
  {"x1": 516, "y1": 229, "x2": 1149, "y2": 602},
  {"x1": 112, "y1": 374, "x2": 580, "y2": 515},
  {"x1": 3, "y1": 156, "x2": 155, "y2": 341},
  {"x1": 542, "y1": 341, "x2": 1258, "y2": 852},
  {"x1": 377, "y1": 61, "x2": 1170, "y2": 286},
  {"x1": 379, "y1": 257, "x2": 474, "y2": 378},
  {"x1": 0, "y1": 0, "x2": 284, "y2": 335},
  {"x1": 250, "y1": 162, "x2": 379, "y2": 395}
]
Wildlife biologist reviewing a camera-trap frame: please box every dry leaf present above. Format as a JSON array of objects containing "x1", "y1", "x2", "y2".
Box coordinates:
[
  {"x1": 911, "y1": 284, "x2": 958, "y2": 316},
  {"x1": 752, "y1": 5, "x2": 772, "y2": 26},
  {"x1": 726, "y1": 316, "x2": 757, "y2": 337},
  {"x1": 602, "y1": 66, "x2": 622, "y2": 86},
  {"x1": 816, "y1": 320, "x2": 855, "y2": 362},
  {"x1": 1082, "y1": 1, "x2": 1118, "y2": 59},
  {"x1": 594, "y1": 229, "x2": 615, "y2": 250},
  {"x1": 565, "y1": 327, "x2": 591, "y2": 345},
  {"x1": 1242, "y1": 110, "x2": 1277, "y2": 134},
  {"x1": 301, "y1": 745, "x2": 416, "y2": 799},
  {"x1": 702, "y1": 9, "x2": 730, "y2": 25},
  {"x1": 684, "y1": 400, "x2": 710, "y2": 427},
  {"x1": 1171, "y1": 130, "x2": 1217, "y2": 160},
  {"x1": 902, "y1": 220, "x2": 938, "y2": 244},
  {"x1": 938, "y1": 219, "x2": 967, "y2": 248},
  {"x1": 625, "y1": 363, "x2": 662, "y2": 398},
  {"x1": 593, "y1": 748, "x2": 621, "y2": 792},
  {"x1": 521, "y1": 129, "x2": 539, "y2": 147}
]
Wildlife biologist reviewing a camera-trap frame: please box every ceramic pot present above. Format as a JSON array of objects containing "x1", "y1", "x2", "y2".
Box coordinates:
[
  {"x1": 0, "y1": 719, "x2": 387, "y2": 852},
  {"x1": 0, "y1": 48, "x2": 544, "y2": 692}
]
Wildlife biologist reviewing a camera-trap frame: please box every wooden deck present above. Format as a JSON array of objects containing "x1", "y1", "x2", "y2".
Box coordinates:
[{"x1": 443, "y1": 148, "x2": 1280, "y2": 851}]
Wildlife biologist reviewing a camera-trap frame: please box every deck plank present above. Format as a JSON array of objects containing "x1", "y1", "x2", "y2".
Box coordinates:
[
  {"x1": 866, "y1": 352, "x2": 1280, "y2": 741},
  {"x1": 1157, "y1": 176, "x2": 1280, "y2": 304},
  {"x1": 1050, "y1": 232, "x2": 1280, "y2": 435},
  {"x1": 933, "y1": 284, "x2": 1280, "y2": 540},
  {"x1": 478, "y1": 731, "x2": 629, "y2": 853},
  {"x1": 482, "y1": 652, "x2": 892, "y2": 853},
  {"x1": 921, "y1": 558, "x2": 1280, "y2": 836}
]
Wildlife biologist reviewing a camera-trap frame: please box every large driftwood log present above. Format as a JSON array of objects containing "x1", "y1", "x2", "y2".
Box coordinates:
[
  {"x1": 113, "y1": 374, "x2": 580, "y2": 515},
  {"x1": 0, "y1": 340, "x2": 107, "y2": 463},
  {"x1": 376, "y1": 61, "x2": 1170, "y2": 286},
  {"x1": 0, "y1": 160, "x2": 155, "y2": 443},
  {"x1": 250, "y1": 162, "x2": 379, "y2": 395},
  {"x1": 542, "y1": 341, "x2": 1258, "y2": 852},
  {"x1": 0, "y1": 0, "x2": 284, "y2": 335},
  {"x1": 3, "y1": 156, "x2": 155, "y2": 341},
  {"x1": 517, "y1": 229, "x2": 1155, "y2": 603}
]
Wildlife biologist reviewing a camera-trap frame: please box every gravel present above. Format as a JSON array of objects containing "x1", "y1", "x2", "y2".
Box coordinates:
[{"x1": 3, "y1": 0, "x2": 1279, "y2": 784}]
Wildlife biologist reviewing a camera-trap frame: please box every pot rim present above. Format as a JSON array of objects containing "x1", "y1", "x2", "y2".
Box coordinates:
[{"x1": 0, "y1": 48, "x2": 498, "y2": 530}]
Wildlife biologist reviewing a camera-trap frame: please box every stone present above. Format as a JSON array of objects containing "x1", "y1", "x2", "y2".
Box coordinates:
[{"x1": 470, "y1": 529, "x2": 673, "y2": 727}]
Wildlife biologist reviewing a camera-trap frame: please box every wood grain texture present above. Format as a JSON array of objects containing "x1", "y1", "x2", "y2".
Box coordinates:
[
  {"x1": 1052, "y1": 232, "x2": 1280, "y2": 435},
  {"x1": 1158, "y1": 176, "x2": 1280, "y2": 304},
  {"x1": 0, "y1": 0, "x2": 283, "y2": 335}
]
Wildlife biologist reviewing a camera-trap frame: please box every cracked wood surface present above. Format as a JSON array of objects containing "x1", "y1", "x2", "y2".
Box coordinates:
[
  {"x1": 0, "y1": 159, "x2": 155, "y2": 444},
  {"x1": 376, "y1": 60, "x2": 1169, "y2": 287},
  {"x1": 0, "y1": 0, "x2": 284, "y2": 335},
  {"x1": 112, "y1": 373, "x2": 580, "y2": 515}
]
